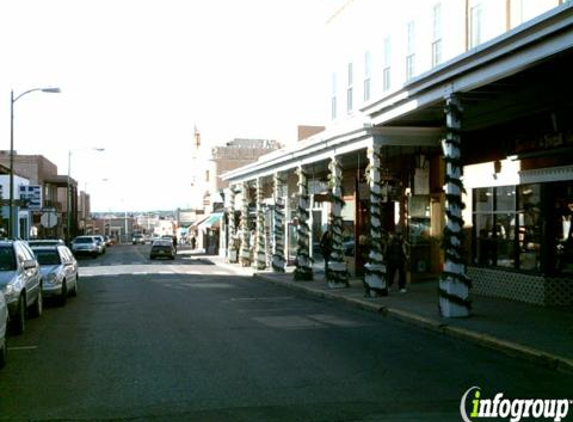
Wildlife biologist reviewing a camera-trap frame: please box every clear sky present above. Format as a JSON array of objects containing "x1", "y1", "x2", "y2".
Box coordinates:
[{"x1": 0, "y1": 0, "x2": 343, "y2": 212}]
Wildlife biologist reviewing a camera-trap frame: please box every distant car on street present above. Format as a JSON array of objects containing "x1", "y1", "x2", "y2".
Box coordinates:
[
  {"x1": 0, "y1": 240, "x2": 43, "y2": 335},
  {"x1": 94, "y1": 235, "x2": 106, "y2": 254},
  {"x1": 149, "y1": 240, "x2": 176, "y2": 260},
  {"x1": 0, "y1": 291, "x2": 7, "y2": 368},
  {"x1": 70, "y1": 236, "x2": 100, "y2": 258},
  {"x1": 132, "y1": 234, "x2": 145, "y2": 245},
  {"x1": 31, "y1": 245, "x2": 79, "y2": 307}
]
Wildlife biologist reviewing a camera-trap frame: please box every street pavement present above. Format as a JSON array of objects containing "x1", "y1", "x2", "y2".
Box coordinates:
[
  {"x1": 1, "y1": 244, "x2": 571, "y2": 422},
  {"x1": 206, "y1": 251, "x2": 573, "y2": 374}
]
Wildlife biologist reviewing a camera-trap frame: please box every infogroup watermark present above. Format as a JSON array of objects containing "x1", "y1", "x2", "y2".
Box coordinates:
[{"x1": 460, "y1": 387, "x2": 572, "y2": 422}]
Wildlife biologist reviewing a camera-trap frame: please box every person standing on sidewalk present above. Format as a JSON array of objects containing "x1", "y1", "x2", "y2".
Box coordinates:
[
  {"x1": 320, "y1": 228, "x2": 332, "y2": 276},
  {"x1": 385, "y1": 233, "x2": 409, "y2": 293}
]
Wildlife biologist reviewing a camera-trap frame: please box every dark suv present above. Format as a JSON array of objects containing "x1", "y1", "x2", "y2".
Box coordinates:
[{"x1": 0, "y1": 240, "x2": 43, "y2": 334}]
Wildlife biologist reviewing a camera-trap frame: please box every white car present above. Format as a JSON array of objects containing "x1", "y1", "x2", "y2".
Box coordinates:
[
  {"x1": 0, "y1": 291, "x2": 7, "y2": 368},
  {"x1": 31, "y1": 245, "x2": 79, "y2": 306},
  {"x1": 70, "y1": 236, "x2": 100, "y2": 258}
]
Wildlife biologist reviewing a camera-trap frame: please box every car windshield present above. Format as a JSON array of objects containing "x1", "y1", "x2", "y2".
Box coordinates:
[
  {"x1": 33, "y1": 249, "x2": 62, "y2": 266},
  {"x1": 75, "y1": 237, "x2": 94, "y2": 244},
  {"x1": 0, "y1": 246, "x2": 16, "y2": 271}
]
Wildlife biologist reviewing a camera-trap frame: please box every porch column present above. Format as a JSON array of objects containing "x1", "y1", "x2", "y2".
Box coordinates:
[
  {"x1": 364, "y1": 137, "x2": 388, "y2": 297},
  {"x1": 440, "y1": 94, "x2": 471, "y2": 317},
  {"x1": 226, "y1": 185, "x2": 237, "y2": 263},
  {"x1": 294, "y1": 165, "x2": 313, "y2": 281},
  {"x1": 256, "y1": 177, "x2": 267, "y2": 270},
  {"x1": 272, "y1": 172, "x2": 286, "y2": 272},
  {"x1": 239, "y1": 181, "x2": 251, "y2": 267},
  {"x1": 327, "y1": 155, "x2": 349, "y2": 288}
]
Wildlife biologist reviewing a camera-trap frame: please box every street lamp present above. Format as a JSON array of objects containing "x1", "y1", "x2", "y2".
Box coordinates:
[
  {"x1": 67, "y1": 148, "x2": 105, "y2": 242},
  {"x1": 9, "y1": 87, "x2": 61, "y2": 238}
]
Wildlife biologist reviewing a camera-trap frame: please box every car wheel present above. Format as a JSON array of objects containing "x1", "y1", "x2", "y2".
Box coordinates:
[
  {"x1": 57, "y1": 281, "x2": 68, "y2": 307},
  {"x1": 11, "y1": 295, "x2": 25, "y2": 335},
  {"x1": 30, "y1": 287, "x2": 43, "y2": 318},
  {"x1": 0, "y1": 336, "x2": 7, "y2": 368},
  {"x1": 70, "y1": 275, "x2": 79, "y2": 297}
]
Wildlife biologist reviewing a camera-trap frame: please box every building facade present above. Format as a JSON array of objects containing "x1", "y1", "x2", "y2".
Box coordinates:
[{"x1": 222, "y1": 1, "x2": 573, "y2": 315}]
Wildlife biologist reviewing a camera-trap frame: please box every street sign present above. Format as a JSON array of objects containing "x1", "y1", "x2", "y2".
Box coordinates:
[
  {"x1": 41, "y1": 211, "x2": 58, "y2": 228},
  {"x1": 19, "y1": 185, "x2": 43, "y2": 211}
]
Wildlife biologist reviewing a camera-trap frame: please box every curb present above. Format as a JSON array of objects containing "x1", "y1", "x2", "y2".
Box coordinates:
[{"x1": 251, "y1": 272, "x2": 573, "y2": 375}]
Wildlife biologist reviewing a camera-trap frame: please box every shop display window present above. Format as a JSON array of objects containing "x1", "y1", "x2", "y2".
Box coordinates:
[
  {"x1": 408, "y1": 195, "x2": 431, "y2": 245},
  {"x1": 553, "y1": 183, "x2": 573, "y2": 274},
  {"x1": 473, "y1": 184, "x2": 539, "y2": 271},
  {"x1": 517, "y1": 184, "x2": 542, "y2": 271}
]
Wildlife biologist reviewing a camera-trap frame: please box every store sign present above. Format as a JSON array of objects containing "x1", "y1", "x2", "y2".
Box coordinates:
[
  {"x1": 515, "y1": 130, "x2": 573, "y2": 154},
  {"x1": 18, "y1": 185, "x2": 43, "y2": 211}
]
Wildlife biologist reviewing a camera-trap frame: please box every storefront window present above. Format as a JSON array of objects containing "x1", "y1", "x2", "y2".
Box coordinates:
[
  {"x1": 553, "y1": 183, "x2": 573, "y2": 274},
  {"x1": 517, "y1": 184, "x2": 542, "y2": 271},
  {"x1": 473, "y1": 184, "x2": 538, "y2": 271}
]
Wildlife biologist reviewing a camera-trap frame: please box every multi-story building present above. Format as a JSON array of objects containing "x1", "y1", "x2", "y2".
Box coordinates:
[
  {"x1": 222, "y1": 0, "x2": 573, "y2": 315},
  {"x1": 188, "y1": 128, "x2": 282, "y2": 254},
  {"x1": 0, "y1": 152, "x2": 83, "y2": 240}
]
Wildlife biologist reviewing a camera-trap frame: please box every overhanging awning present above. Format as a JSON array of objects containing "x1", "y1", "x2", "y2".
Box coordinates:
[{"x1": 198, "y1": 212, "x2": 223, "y2": 231}]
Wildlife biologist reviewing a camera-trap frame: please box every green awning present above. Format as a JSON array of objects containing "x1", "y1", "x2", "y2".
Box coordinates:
[{"x1": 198, "y1": 212, "x2": 223, "y2": 230}]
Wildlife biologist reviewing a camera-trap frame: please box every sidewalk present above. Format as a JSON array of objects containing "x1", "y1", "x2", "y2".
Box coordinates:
[{"x1": 207, "y1": 254, "x2": 573, "y2": 374}]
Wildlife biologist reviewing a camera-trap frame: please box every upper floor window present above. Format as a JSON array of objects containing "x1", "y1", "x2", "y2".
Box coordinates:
[
  {"x1": 331, "y1": 72, "x2": 337, "y2": 120},
  {"x1": 406, "y1": 21, "x2": 415, "y2": 81},
  {"x1": 383, "y1": 37, "x2": 391, "y2": 92},
  {"x1": 469, "y1": 3, "x2": 483, "y2": 49},
  {"x1": 346, "y1": 62, "x2": 353, "y2": 113},
  {"x1": 432, "y1": 3, "x2": 443, "y2": 67},
  {"x1": 363, "y1": 51, "x2": 371, "y2": 102}
]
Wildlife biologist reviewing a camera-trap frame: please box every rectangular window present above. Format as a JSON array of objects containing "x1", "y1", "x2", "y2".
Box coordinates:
[
  {"x1": 469, "y1": 3, "x2": 483, "y2": 49},
  {"x1": 406, "y1": 21, "x2": 415, "y2": 80},
  {"x1": 363, "y1": 51, "x2": 371, "y2": 102},
  {"x1": 383, "y1": 37, "x2": 391, "y2": 92},
  {"x1": 331, "y1": 72, "x2": 337, "y2": 120},
  {"x1": 432, "y1": 3, "x2": 442, "y2": 67},
  {"x1": 346, "y1": 62, "x2": 353, "y2": 113},
  {"x1": 473, "y1": 184, "x2": 541, "y2": 271},
  {"x1": 406, "y1": 54, "x2": 415, "y2": 81}
]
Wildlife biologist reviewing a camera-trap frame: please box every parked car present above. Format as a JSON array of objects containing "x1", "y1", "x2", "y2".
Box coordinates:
[
  {"x1": 27, "y1": 239, "x2": 65, "y2": 248},
  {"x1": 104, "y1": 235, "x2": 114, "y2": 246},
  {"x1": 132, "y1": 234, "x2": 145, "y2": 245},
  {"x1": 0, "y1": 291, "x2": 7, "y2": 368},
  {"x1": 70, "y1": 236, "x2": 100, "y2": 258},
  {"x1": 31, "y1": 245, "x2": 78, "y2": 306},
  {"x1": 149, "y1": 240, "x2": 176, "y2": 260},
  {"x1": 94, "y1": 235, "x2": 106, "y2": 254},
  {"x1": 0, "y1": 240, "x2": 43, "y2": 335}
]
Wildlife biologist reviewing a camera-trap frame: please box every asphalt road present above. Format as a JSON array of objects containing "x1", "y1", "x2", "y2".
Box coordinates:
[{"x1": 1, "y1": 245, "x2": 572, "y2": 421}]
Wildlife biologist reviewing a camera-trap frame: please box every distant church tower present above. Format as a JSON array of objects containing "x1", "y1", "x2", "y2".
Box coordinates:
[{"x1": 193, "y1": 124, "x2": 201, "y2": 150}]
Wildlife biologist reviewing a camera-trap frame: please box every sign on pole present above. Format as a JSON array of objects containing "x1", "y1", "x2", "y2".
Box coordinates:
[
  {"x1": 41, "y1": 210, "x2": 58, "y2": 228},
  {"x1": 19, "y1": 185, "x2": 43, "y2": 211}
]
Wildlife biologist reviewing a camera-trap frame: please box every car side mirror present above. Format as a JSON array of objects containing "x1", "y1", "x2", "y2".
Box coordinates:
[{"x1": 23, "y1": 259, "x2": 38, "y2": 270}]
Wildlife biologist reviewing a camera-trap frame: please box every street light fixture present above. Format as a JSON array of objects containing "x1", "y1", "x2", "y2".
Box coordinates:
[
  {"x1": 67, "y1": 148, "x2": 105, "y2": 242},
  {"x1": 9, "y1": 87, "x2": 61, "y2": 238}
]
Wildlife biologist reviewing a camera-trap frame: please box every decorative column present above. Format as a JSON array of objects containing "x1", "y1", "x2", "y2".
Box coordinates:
[
  {"x1": 294, "y1": 165, "x2": 313, "y2": 281},
  {"x1": 440, "y1": 94, "x2": 471, "y2": 317},
  {"x1": 272, "y1": 172, "x2": 286, "y2": 272},
  {"x1": 239, "y1": 181, "x2": 251, "y2": 267},
  {"x1": 327, "y1": 156, "x2": 348, "y2": 288},
  {"x1": 226, "y1": 186, "x2": 237, "y2": 263},
  {"x1": 256, "y1": 177, "x2": 267, "y2": 270},
  {"x1": 364, "y1": 138, "x2": 388, "y2": 297}
]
